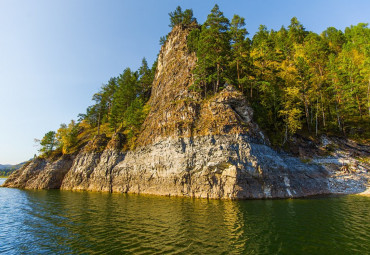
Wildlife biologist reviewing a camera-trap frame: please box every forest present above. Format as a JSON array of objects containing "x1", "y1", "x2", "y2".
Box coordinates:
[
  {"x1": 0, "y1": 169, "x2": 14, "y2": 177},
  {"x1": 37, "y1": 5, "x2": 370, "y2": 155}
]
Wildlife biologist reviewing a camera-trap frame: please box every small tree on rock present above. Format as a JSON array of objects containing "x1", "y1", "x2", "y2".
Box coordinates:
[
  {"x1": 169, "y1": 6, "x2": 196, "y2": 28},
  {"x1": 39, "y1": 131, "x2": 58, "y2": 154}
]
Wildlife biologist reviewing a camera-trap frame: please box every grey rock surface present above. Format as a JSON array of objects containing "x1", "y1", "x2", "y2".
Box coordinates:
[
  {"x1": 109, "y1": 134, "x2": 329, "y2": 199},
  {"x1": 3, "y1": 134, "x2": 330, "y2": 199},
  {"x1": 3, "y1": 156, "x2": 73, "y2": 189}
]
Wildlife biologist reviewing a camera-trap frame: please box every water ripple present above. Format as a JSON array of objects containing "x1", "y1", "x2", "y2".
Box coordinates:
[{"x1": 1, "y1": 179, "x2": 369, "y2": 254}]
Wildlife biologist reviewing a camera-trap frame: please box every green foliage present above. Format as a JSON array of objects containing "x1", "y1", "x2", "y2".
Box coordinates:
[
  {"x1": 38, "y1": 131, "x2": 58, "y2": 154},
  {"x1": 168, "y1": 6, "x2": 196, "y2": 28},
  {"x1": 0, "y1": 168, "x2": 15, "y2": 177},
  {"x1": 159, "y1": 36, "x2": 167, "y2": 46},
  {"x1": 322, "y1": 27, "x2": 345, "y2": 55},
  {"x1": 56, "y1": 120, "x2": 80, "y2": 154},
  {"x1": 109, "y1": 68, "x2": 139, "y2": 131},
  {"x1": 138, "y1": 58, "x2": 155, "y2": 101},
  {"x1": 56, "y1": 7, "x2": 370, "y2": 154},
  {"x1": 187, "y1": 6, "x2": 369, "y2": 145},
  {"x1": 288, "y1": 17, "x2": 308, "y2": 44},
  {"x1": 229, "y1": 14, "x2": 251, "y2": 92},
  {"x1": 280, "y1": 86, "x2": 302, "y2": 136},
  {"x1": 124, "y1": 98, "x2": 147, "y2": 141},
  {"x1": 187, "y1": 27, "x2": 200, "y2": 53},
  {"x1": 192, "y1": 4, "x2": 231, "y2": 95},
  {"x1": 77, "y1": 55, "x2": 156, "y2": 151},
  {"x1": 120, "y1": 99, "x2": 150, "y2": 150},
  {"x1": 79, "y1": 77, "x2": 118, "y2": 127}
]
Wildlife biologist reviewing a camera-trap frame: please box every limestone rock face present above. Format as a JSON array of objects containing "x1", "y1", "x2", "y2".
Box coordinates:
[
  {"x1": 136, "y1": 24, "x2": 199, "y2": 146},
  {"x1": 60, "y1": 150, "x2": 124, "y2": 192},
  {"x1": 2, "y1": 156, "x2": 73, "y2": 189},
  {"x1": 110, "y1": 135, "x2": 329, "y2": 199},
  {"x1": 60, "y1": 133, "x2": 124, "y2": 192},
  {"x1": 4, "y1": 24, "x2": 365, "y2": 198}
]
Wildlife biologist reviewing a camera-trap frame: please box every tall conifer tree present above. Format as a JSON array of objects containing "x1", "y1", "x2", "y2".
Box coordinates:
[{"x1": 194, "y1": 4, "x2": 230, "y2": 94}]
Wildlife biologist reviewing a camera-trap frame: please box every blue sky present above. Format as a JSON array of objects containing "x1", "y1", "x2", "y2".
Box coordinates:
[{"x1": 0, "y1": 0, "x2": 369, "y2": 164}]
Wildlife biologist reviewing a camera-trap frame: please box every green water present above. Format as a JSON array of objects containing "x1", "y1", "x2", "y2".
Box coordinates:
[{"x1": 0, "y1": 178, "x2": 369, "y2": 254}]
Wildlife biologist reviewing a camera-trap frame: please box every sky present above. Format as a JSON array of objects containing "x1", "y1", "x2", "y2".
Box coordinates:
[{"x1": 0, "y1": 0, "x2": 369, "y2": 164}]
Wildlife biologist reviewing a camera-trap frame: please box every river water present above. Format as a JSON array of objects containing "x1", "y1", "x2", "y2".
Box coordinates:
[{"x1": 0, "y1": 178, "x2": 369, "y2": 254}]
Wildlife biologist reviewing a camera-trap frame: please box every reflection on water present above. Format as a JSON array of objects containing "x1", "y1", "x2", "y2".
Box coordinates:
[{"x1": 0, "y1": 178, "x2": 369, "y2": 254}]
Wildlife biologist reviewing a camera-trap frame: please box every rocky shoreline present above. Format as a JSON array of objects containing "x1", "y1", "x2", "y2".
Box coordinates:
[
  {"x1": 3, "y1": 25, "x2": 369, "y2": 199},
  {"x1": 3, "y1": 133, "x2": 369, "y2": 199}
]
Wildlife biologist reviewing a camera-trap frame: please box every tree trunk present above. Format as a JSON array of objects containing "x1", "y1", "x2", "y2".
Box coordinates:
[
  {"x1": 321, "y1": 93, "x2": 326, "y2": 127},
  {"x1": 216, "y1": 63, "x2": 220, "y2": 93},
  {"x1": 356, "y1": 93, "x2": 362, "y2": 118},
  {"x1": 237, "y1": 60, "x2": 240, "y2": 90},
  {"x1": 203, "y1": 60, "x2": 207, "y2": 98},
  {"x1": 283, "y1": 124, "x2": 288, "y2": 145},
  {"x1": 311, "y1": 106, "x2": 313, "y2": 126},
  {"x1": 368, "y1": 78, "x2": 370, "y2": 116},
  {"x1": 316, "y1": 98, "x2": 318, "y2": 136},
  {"x1": 318, "y1": 66, "x2": 325, "y2": 130},
  {"x1": 250, "y1": 81, "x2": 253, "y2": 99},
  {"x1": 204, "y1": 80, "x2": 207, "y2": 98},
  {"x1": 97, "y1": 112, "x2": 101, "y2": 136},
  {"x1": 350, "y1": 75, "x2": 362, "y2": 118},
  {"x1": 302, "y1": 83, "x2": 310, "y2": 132},
  {"x1": 334, "y1": 79, "x2": 343, "y2": 130},
  {"x1": 335, "y1": 101, "x2": 341, "y2": 130},
  {"x1": 305, "y1": 99, "x2": 310, "y2": 131}
]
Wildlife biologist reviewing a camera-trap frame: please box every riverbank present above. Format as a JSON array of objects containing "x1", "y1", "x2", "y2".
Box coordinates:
[
  {"x1": 329, "y1": 169, "x2": 370, "y2": 196},
  {"x1": 357, "y1": 189, "x2": 370, "y2": 196},
  {"x1": 3, "y1": 136, "x2": 370, "y2": 200}
]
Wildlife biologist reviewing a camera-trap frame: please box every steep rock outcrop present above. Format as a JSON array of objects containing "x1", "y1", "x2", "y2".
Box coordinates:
[
  {"x1": 60, "y1": 133, "x2": 124, "y2": 192},
  {"x1": 137, "y1": 24, "x2": 199, "y2": 145},
  {"x1": 2, "y1": 156, "x2": 73, "y2": 189},
  {"x1": 3, "y1": 24, "x2": 368, "y2": 198},
  {"x1": 110, "y1": 134, "x2": 329, "y2": 199}
]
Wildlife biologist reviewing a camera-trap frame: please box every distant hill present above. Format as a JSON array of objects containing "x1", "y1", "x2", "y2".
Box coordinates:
[
  {"x1": 0, "y1": 162, "x2": 27, "y2": 170},
  {"x1": 0, "y1": 164, "x2": 12, "y2": 170},
  {"x1": 0, "y1": 161, "x2": 28, "y2": 177}
]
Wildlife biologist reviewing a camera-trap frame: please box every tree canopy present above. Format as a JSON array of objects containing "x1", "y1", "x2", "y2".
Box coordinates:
[
  {"x1": 186, "y1": 5, "x2": 370, "y2": 144},
  {"x1": 36, "y1": 5, "x2": 370, "y2": 158},
  {"x1": 169, "y1": 6, "x2": 196, "y2": 28}
]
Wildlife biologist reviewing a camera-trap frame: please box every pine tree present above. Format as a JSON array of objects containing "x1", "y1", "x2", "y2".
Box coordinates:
[
  {"x1": 327, "y1": 54, "x2": 346, "y2": 132},
  {"x1": 169, "y1": 6, "x2": 195, "y2": 28},
  {"x1": 138, "y1": 58, "x2": 154, "y2": 101},
  {"x1": 109, "y1": 68, "x2": 139, "y2": 131},
  {"x1": 288, "y1": 17, "x2": 307, "y2": 44},
  {"x1": 56, "y1": 120, "x2": 79, "y2": 154},
  {"x1": 322, "y1": 27, "x2": 345, "y2": 55},
  {"x1": 229, "y1": 14, "x2": 250, "y2": 92},
  {"x1": 194, "y1": 4, "x2": 230, "y2": 95},
  {"x1": 39, "y1": 131, "x2": 58, "y2": 154},
  {"x1": 303, "y1": 33, "x2": 329, "y2": 135},
  {"x1": 279, "y1": 86, "x2": 302, "y2": 142},
  {"x1": 169, "y1": 6, "x2": 183, "y2": 28}
]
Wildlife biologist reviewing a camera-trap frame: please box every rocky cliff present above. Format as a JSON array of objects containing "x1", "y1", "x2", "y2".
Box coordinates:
[{"x1": 3, "y1": 25, "x2": 369, "y2": 199}]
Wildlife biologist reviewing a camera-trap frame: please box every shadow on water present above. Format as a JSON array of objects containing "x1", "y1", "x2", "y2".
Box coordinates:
[{"x1": 0, "y1": 178, "x2": 369, "y2": 254}]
